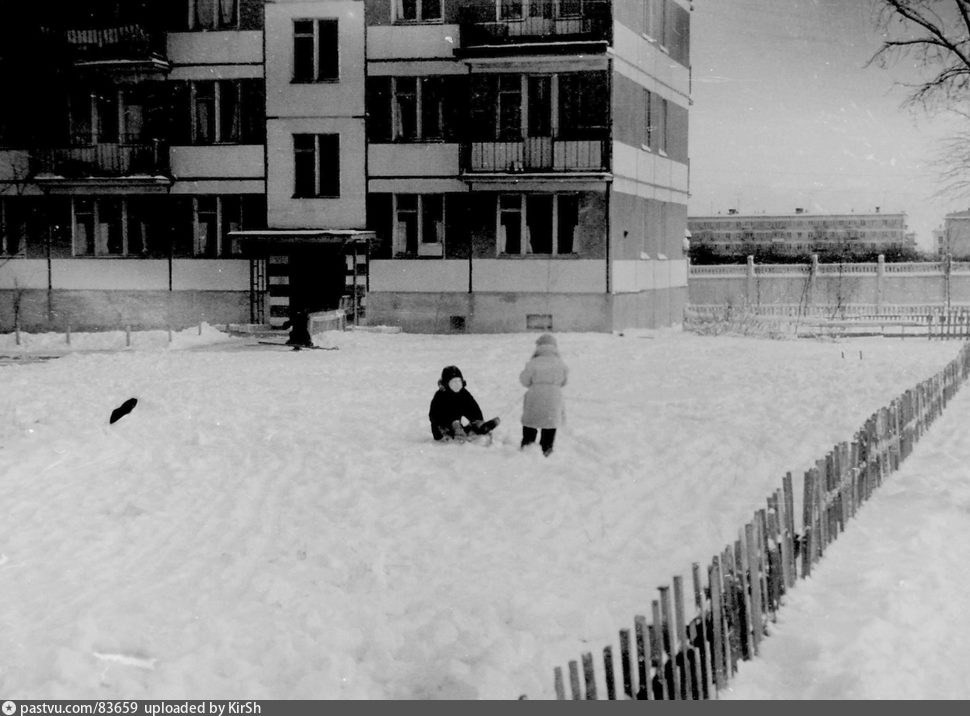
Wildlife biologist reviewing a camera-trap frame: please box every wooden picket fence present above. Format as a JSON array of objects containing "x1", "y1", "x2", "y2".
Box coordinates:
[
  {"x1": 536, "y1": 341, "x2": 970, "y2": 700},
  {"x1": 685, "y1": 304, "x2": 970, "y2": 340}
]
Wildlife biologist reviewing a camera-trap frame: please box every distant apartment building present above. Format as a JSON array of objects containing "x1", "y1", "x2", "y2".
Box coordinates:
[
  {"x1": 938, "y1": 210, "x2": 970, "y2": 259},
  {"x1": 688, "y1": 209, "x2": 914, "y2": 258},
  {"x1": 0, "y1": 0, "x2": 691, "y2": 333}
]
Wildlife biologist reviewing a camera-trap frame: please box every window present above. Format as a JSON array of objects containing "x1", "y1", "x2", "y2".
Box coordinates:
[
  {"x1": 498, "y1": 194, "x2": 578, "y2": 256},
  {"x1": 293, "y1": 134, "x2": 340, "y2": 198},
  {"x1": 393, "y1": 0, "x2": 443, "y2": 22},
  {"x1": 188, "y1": 0, "x2": 238, "y2": 30},
  {"x1": 645, "y1": 90, "x2": 668, "y2": 154},
  {"x1": 497, "y1": 75, "x2": 522, "y2": 140},
  {"x1": 644, "y1": 0, "x2": 666, "y2": 42},
  {"x1": 293, "y1": 19, "x2": 339, "y2": 82},
  {"x1": 190, "y1": 80, "x2": 263, "y2": 144},
  {"x1": 499, "y1": 195, "x2": 523, "y2": 254},
  {"x1": 384, "y1": 76, "x2": 449, "y2": 141},
  {"x1": 501, "y1": 1, "x2": 524, "y2": 20},
  {"x1": 558, "y1": 72, "x2": 609, "y2": 140},
  {"x1": 73, "y1": 198, "x2": 125, "y2": 256},
  {"x1": 195, "y1": 197, "x2": 219, "y2": 257},
  {"x1": 393, "y1": 78, "x2": 418, "y2": 141},
  {"x1": 394, "y1": 194, "x2": 445, "y2": 256}
]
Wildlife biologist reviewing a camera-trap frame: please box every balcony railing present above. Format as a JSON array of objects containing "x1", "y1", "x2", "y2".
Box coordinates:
[
  {"x1": 462, "y1": 133, "x2": 610, "y2": 173},
  {"x1": 43, "y1": 23, "x2": 168, "y2": 66},
  {"x1": 459, "y1": 0, "x2": 612, "y2": 47},
  {"x1": 31, "y1": 136, "x2": 170, "y2": 178}
]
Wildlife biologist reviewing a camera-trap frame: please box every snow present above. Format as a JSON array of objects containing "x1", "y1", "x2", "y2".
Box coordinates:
[{"x1": 0, "y1": 325, "x2": 967, "y2": 699}]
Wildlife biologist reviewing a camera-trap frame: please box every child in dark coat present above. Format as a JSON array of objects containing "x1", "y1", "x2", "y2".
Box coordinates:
[
  {"x1": 282, "y1": 309, "x2": 314, "y2": 348},
  {"x1": 429, "y1": 365, "x2": 500, "y2": 441}
]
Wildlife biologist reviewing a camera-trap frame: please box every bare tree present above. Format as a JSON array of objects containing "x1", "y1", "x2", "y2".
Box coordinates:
[
  {"x1": 869, "y1": 1, "x2": 970, "y2": 197},
  {"x1": 869, "y1": 0, "x2": 970, "y2": 109}
]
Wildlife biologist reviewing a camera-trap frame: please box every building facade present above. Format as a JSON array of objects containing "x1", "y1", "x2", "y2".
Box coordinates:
[
  {"x1": 688, "y1": 209, "x2": 915, "y2": 260},
  {"x1": 0, "y1": 0, "x2": 691, "y2": 333},
  {"x1": 939, "y1": 210, "x2": 970, "y2": 259}
]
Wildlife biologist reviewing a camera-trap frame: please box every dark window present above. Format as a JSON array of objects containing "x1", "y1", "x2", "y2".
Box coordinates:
[
  {"x1": 240, "y1": 79, "x2": 266, "y2": 143},
  {"x1": 294, "y1": 134, "x2": 316, "y2": 197},
  {"x1": 394, "y1": 77, "x2": 418, "y2": 140},
  {"x1": 527, "y1": 76, "x2": 552, "y2": 136},
  {"x1": 422, "y1": 195, "x2": 444, "y2": 244},
  {"x1": 187, "y1": 0, "x2": 238, "y2": 30},
  {"x1": 421, "y1": 77, "x2": 445, "y2": 140},
  {"x1": 97, "y1": 92, "x2": 119, "y2": 143},
  {"x1": 500, "y1": 194, "x2": 522, "y2": 254},
  {"x1": 294, "y1": 19, "x2": 339, "y2": 82},
  {"x1": 501, "y1": 1, "x2": 524, "y2": 20},
  {"x1": 74, "y1": 199, "x2": 96, "y2": 256},
  {"x1": 101, "y1": 199, "x2": 124, "y2": 255},
  {"x1": 196, "y1": 196, "x2": 219, "y2": 257},
  {"x1": 526, "y1": 195, "x2": 553, "y2": 254},
  {"x1": 194, "y1": 82, "x2": 216, "y2": 144},
  {"x1": 497, "y1": 75, "x2": 522, "y2": 140},
  {"x1": 319, "y1": 134, "x2": 340, "y2": 197},
  {"x1": 366, "y1": 77, "x2": 393, "y2": 142},
  {"x1": 396, "y1": 195, "x2": 418, "y2": 254},
  {"x1": 317, "y1": 20, "x2": 339, "y2": 81},
  {"x1": 293, "y1": 20, "x2": 315, "y2": 82},
  {"x1": 220, "y1": 80, "x2": 240, "y2": 142},
  {"x1": 557, "y1": 194, "x2": 579, "y2": 254},
  {"x1": 294, "y1": 134, "x2": 340, "y2": 198},
  {"x1": 559, "y1": 72, "x2": 608, "y2": 140}
]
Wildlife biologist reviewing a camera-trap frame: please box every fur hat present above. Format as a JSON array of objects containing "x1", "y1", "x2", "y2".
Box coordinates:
[
  {"x1": 535, "y1": 333, "x2": 557, "y2": 347},
  {"x1": 439, "y1": 365, "x2": 465, "y2": 389}
]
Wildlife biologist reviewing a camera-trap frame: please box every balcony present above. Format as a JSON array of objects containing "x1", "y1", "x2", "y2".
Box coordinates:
[
  {"x1": 30, "y1": 136, "x2": 172, "y2": 191},
  {"x1": 458, "y1": 0, "x2": 611, "y2": 55},
  {"x1": 51, "y1": 23, "x2": 170, "y2": 79},
  {"x1": 462, "y1": 132, "x2": 610, "y2": 174}
]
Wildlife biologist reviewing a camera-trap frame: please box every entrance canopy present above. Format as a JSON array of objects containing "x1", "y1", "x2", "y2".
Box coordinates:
[{"x1": 229, "y1": 229, "x2": 376, "y2": 255}]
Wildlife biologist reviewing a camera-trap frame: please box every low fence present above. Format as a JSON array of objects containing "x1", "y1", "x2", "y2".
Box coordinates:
[
  {"x1": 688, "y1": 258, "x2": 970, "y2": 309},
  {"x1": 685, "y1": 304, "x2": 970, "y2": 340},
  {"x1": 531, "y1": 342, "x2": 970, "y2": 700}
]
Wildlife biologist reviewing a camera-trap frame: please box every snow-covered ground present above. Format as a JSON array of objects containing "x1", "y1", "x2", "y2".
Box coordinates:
[{"x1": 0, "y1": 326, "x2": 966, "y2": 699}]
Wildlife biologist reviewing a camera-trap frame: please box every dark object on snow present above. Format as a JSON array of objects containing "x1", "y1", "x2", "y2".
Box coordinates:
[
  {"x1": 109, "y1": 398, "x2": 138, "y2": 425},
  {"x1": 429, "y1": 365, "x2": 500, "y2": 441},
  {"x1": 282, "y1": 309, "x2": 314, "y2": 348}
]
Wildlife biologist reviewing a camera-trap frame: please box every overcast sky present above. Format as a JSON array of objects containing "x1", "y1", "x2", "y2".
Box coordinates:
[{"x1": 688, "y1": 0, "x2": 963, "y2": 249}]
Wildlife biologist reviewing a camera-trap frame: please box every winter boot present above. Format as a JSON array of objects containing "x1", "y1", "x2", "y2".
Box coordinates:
[
  {"x1": 451, "y1": 420, "x2": 467, "y2": 440},
  {"x1": 470, "y1": 417, "x2": 501, "y2": 436}
]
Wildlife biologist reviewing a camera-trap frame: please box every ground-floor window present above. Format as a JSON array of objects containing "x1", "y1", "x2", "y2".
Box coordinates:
[
  {"x1": 193, "y1": 195, "x2": 266, "y2": 257},
  {"x1": 394, "y1": 194, "x2": 445, "y2": 257},
  {"x1": 67, "y1": 195, "x2": 265, "y2": 258},
  {"x1": 497, "y1": 193, "x2": 578, "y2": 256}
]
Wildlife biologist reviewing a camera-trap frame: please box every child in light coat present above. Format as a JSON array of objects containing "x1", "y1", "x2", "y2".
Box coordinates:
[{"x1": 519, "y1": 333, "x2": 568, "y2": 456}]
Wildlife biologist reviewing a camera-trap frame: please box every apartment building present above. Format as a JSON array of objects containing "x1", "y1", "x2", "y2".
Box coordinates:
[
  {"x1": 0, "y1": 0, "x2": 691, "y2": 333},
  {"x1": 939, "y1": 210, "x2": 970, "y2": 259},
  {"x1": 688, "y1": 209, "x2": 914, "y2": 258}
]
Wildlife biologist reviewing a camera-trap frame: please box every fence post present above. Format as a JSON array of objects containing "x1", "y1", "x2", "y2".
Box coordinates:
[
  {"x1": 568, "y1": 660, "x2": 582, "y2": 700},
  {"x1": 635, "y1": 615, "x2": 649, "y2": 699},
  {"x1": 876, "y1": 253, "x2": 885, "y2": 311},
  {"x1": 649, "y1": 602, "x2": 668, "y2": 700},
  {"x1": 659, "y1": 586, "x2": 679, "y2": 699},
  {"x1": 618, "y1": 628, "x2": 633, "y2": 700},
  {"x1": 554, "y1": 667, "x2": 566, "y2": 700},
  {"x1": 673, "y1": 576, "x2": 693, "y2": 699},
  {"x1": 744, "y1": 523, "x2": 762, "y2": 656},
  {"x1": 603, "y1": 646, "x2": 616, "y2": 701},
  {"x1": 745, "y1": 255, "x2": 755, "y2": 308},
  {"x1": 708, "y1": 557, "x2": 727, "y2": 694},
  {"x1": 582, "y1": 652, "x2": 597, "y2": 700},
  {"x1": 692, "y1": 562, "x2": 712, "y2": 699}
]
